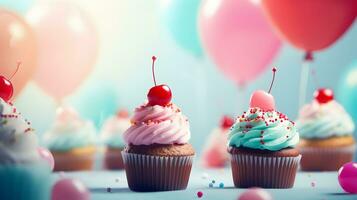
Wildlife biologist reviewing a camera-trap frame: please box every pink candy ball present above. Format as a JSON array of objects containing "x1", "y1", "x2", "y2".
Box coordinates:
[
  {"x1": 52, "y1": 178, "x2": 90, "y2": 200},
  {"x1": 37, "y1": 147, "x2": 55, "y2": 171},
  {"x1": 238, "y1": 188, "x2": 273, "y2": 200},
  {"x1": 249, "y1": 90, "x2": 276, "y2": 111},
  {"x1": 338, "y1": 162, "x2": 357, "y2": 194}
]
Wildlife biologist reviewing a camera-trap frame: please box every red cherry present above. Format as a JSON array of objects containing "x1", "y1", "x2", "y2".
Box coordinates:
[
  {"x1": 147, "y1": 84, "x2": 172, "y2": 106},
  {"x1": 220, "y1": 115, "x2": 234, "y2": 129},
  {"x1": 0, "y1": 62, "x2": 20, "y2": 102},
  {"x1": 0, "y1": 76, "x2": 13, "y2": 102},
  {"x1": 314, "y1": 88, "x2": 334, "y2": 104},
  {"x1": 117, "y1": 109, "x2": 129, "y2": 118},
  {"x1": 147, "y1": 56, "x2": 172, "y2": 106}
]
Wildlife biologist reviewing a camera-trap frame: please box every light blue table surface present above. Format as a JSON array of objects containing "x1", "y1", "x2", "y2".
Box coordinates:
[{"x1": 54, "y1": 167, "x2": 357, "y2": 200}]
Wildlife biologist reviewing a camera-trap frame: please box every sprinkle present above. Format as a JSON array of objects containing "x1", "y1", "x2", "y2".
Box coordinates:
[
  {"x1": 107, "y1": 187, "x2": 112, "y2": 193},
  {"x1": 219, "y1": 183, "x2": 224, "y2": 188},
  {"x1": 311, "y1": 181, "x2": 316, "y2": 188},
  {"x1": 197, "y1": 191, "x2": 203, "y2": 198},
  {"x1": 211, "y1": 180, "x2": 216, "y2": 184},
  {"x1": 209, "y1": 183, "x2": 213, "y2": 188}
]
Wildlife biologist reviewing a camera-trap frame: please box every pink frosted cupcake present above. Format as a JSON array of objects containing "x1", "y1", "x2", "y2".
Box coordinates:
[
  {"x1": 122, "y1": 56, "x2": 194, "y2": 192},
  {"x1": 201, "y1": 115, "x2": 234, "y2": 168}
]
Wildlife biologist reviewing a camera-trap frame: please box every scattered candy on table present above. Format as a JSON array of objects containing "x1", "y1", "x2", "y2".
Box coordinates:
[
  {"x1": 338, "y1": 162, "x2": 357, "y2": 194},
  {"x1": 52, "y1": 178, "x2": 90, "y2": 200},
  {"x1": 197, "y1": 191, "x2": 203, "y2": 198},
  {"x1": 238, "y1": 188, "x2": 273, "y2": 200}
]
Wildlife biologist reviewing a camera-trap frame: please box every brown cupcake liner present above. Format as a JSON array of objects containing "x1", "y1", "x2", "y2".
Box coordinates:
[
  {"x1": 52, "y1": 152, "x2": 94, "y2": 171},
  {"x1": 122, "y1": 152, "x2": 193, "y2": 192},
  {"x1": 103, "y1": 147, "x2": 125, "y2": 170},
  {"x1": 299, "y1": 145, "x2": 356, "y2": 171},
  {"x1": 230, "y1": 153, "x2": 301, "y2": 188}
]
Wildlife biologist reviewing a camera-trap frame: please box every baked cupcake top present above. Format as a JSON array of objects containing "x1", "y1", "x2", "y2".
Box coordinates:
[
  {"x1": 229, "y1": 107, "x2": 299, "y2": 151},
  {"x1": 0, "y1": 98, "x2": 40, "y2": 164},
  {"x1": 228, "y1": 68, "x2": 299, "y2": 151},
  {"x1": 123, "y1": 103, "x2": 190, "y2": 145},
  {"x1": 297, "y1": 89, "x2": 354, "y2": 139},
  {"x1": 43, "y1": 107, "x2": 97, "y2": 151},
  {"x1": 100, "y1": 110, "x2": 131, "y2": 148}
]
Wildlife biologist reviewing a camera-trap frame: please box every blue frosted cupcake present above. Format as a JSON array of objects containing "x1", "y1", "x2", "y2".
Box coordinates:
[
  {"x1": 43, "y1": 107, "x2": 97, "y2": 171},
  {"x1": 228, "y1": 68, "x2": 301, "y2": 188},
  {"x1": 0, "y1": 98, "x2": 52, "y2": 200}
]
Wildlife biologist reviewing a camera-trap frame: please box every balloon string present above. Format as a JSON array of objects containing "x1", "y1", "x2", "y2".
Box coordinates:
[{"x1": 299, "y1": 55, "x2": 312, "y2": 107}]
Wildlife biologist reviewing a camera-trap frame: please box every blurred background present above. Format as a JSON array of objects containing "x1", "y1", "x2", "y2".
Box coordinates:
[{"x1": 1, "y1": 0, "x2": 356, "y2": 154}]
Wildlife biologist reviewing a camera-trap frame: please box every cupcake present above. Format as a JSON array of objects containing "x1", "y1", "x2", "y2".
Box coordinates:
[
  {"x1": 228, "y1": 68, "x2": 301, "y2": 188},
  {"x1": 122, "y1": 56, "x2": 195, "y2": 192},
  {"x1": 100, "y1": 109, "x2": 131, "y2": 170},
  {"x1": 43, "y1": 107, "x2": 97, "y2": 171},
  {"x1": 297, "y1": 88, "x2": 355, "y2": 171},
  {"x1": 0, "y1": 98, "x2": 52, "y2": 200},
  {"x1": 201, "y1": 115, "x2": 234, "y2": 168}
]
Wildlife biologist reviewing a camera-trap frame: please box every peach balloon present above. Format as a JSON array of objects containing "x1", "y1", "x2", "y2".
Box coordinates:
[
  {"x1": 0, "y1": 9, "x2": 37, "y2": 98},
  {"x1": 26, "y1": 2, "x2": 98, "y2": 100}
]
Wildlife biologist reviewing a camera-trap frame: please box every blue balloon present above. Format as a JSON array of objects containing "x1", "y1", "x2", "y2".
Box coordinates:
[
  {"x1": 160, "y1": 0, "x2": 203, "y2": 57},
  {"x1": 71, "y1": 82, "x2": 119, "y2": 128},
  {"x1": 338, "y1": 61, "x2": 357, "y2": 124},
  {"x1": 0, "y1": 0, "x2": 34, "y2": 14},
  {"x1": 337, "y1": 61, "x2": 357, "y2": 161}
]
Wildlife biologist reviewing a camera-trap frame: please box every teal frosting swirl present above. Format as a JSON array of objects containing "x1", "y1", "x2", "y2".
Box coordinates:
[{"x1": 228, "y1": 108, "x2": 299, "y2": 151}]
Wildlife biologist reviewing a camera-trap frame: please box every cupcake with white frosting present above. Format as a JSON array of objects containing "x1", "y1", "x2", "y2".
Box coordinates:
[
  {"x1": 0, "y1": 98, "x2": 52, "y2": 200},
  {"x1": 297, "y1": 88, "x2": 355, "y2": 171},
  {"x1": 43, "y1": 107, "x2": 97, "y2": 171},
  {"x1": 100, "y1": 109, "x2": 130, "y2": 170}
]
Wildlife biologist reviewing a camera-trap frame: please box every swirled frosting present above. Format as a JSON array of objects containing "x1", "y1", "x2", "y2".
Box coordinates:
[
  {"x1": 43, "y1": 107, "x2": 97, "y2": 151},
  {"x1": 100, "y1": 115, "x2": 131, "y2": 148},
  {"x1": 123, "y1": 103, "x2": 190, "y2": 145},
  {"x1": 297, "y1": 100, "x2": 355, "y2": 139},
  {"x1": 228, "y1": 107, "x2": 299, "y2": 151},
  {"x1": 0, "y1": 98, "x2": 40, "y2": 164}
]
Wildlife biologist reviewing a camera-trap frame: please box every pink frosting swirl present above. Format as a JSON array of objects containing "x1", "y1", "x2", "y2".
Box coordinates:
[{"x1": 123, "y1": 103, "x2": 190, "y2": 145}]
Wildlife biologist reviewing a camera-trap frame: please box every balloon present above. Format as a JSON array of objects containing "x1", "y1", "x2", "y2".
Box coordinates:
[
  {"x1": 52, "y1": 178, "x2": 90, "y2": 200},
  {"x1": 0, "y1": 0, "x2": 34, "y2": 14},
  {"x1": 37, "y1": 147, "x2": 54, "y2": 171},
  {"x1": 198, "y1": 0, "x2": 281, "y2": 85},
  {"x1": 0, "y1": 9, "x2": 37, "y2": 98},
  {"x1": 338, "y1": 162, "x2": 357, "y2": 194},
  {"x1": 160, "y1": 0, "x2": 203, "y2": 57},
  {"x1": 261, "y1": 0, "x2": 357, "y2": 52},
  {"x1": 26, "y1": 2, "x2": 98, "y2": 100},
  {"x1": 70, "y1": 81, "x2": 119, "y2": 128},
  {"x1": 338, "y1": 61, "x2": 357, "y2": 127}
]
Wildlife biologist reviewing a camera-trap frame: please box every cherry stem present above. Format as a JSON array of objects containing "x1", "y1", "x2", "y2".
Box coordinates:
[
  {"x1": 268, "y1": 67, "x2": 277, "y2": 94},
  {"x1": 311, "y1": 68, "x2": 319, "y2": 88},
  {"x1": 9, "y1": 61, "x2": 21, "y2": 80},
  {"x1": 151, "y1": 56, "x2": 157, "y2": 86}
]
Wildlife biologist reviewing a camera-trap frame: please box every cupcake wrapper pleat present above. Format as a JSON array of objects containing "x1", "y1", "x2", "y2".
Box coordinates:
[
  {"x1": 122, "y1": 152, "x2": 193, "y2": 192},
  {"x1": 299, "y1": 145, "x2": 355, "y2": 171},
  {"x1": 230, "y1": 154, "x2": 301, "y2": 188}
]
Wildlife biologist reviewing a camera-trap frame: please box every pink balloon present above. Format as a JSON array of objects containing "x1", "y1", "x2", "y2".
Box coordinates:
[
  {"x1": 338, "y1": 162, "x2": 357, "y2": 194},
  {"x1": 37, "y1": 147, "x2": 54, "y2": 171},
  {"x1": 26, "y1": 2, "x2": 98, "y2": 100},
  {"x1": 199, "y1": 0, "x2": 281, "y2": 86},
  {"x1": 238, "y1": 188, "x2": 272, "y2": 200},
  {"x1": 52, "y1": 178, "x2": 90, "y2": 200}
]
